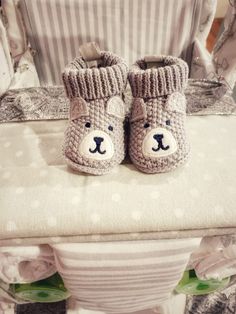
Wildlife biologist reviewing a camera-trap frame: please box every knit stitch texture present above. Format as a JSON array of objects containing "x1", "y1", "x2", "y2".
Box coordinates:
[
  {"x1": 63, "y1": 52, "x2": 127, "y2": 100},
  {"x1": 128, "y1": 56, "x2": 190, "y2": 173},
  {"x1": 62, "y1": 52, "x2": 128, "y2": 175}
]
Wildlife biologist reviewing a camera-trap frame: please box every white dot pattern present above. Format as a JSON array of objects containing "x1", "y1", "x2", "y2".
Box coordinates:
[
  {"x1": 150, "y1": 191, "x2": 160, "y2": 199},
  {"x1": 91, "y1": 213, "x2": 101, "y2": 224},
  {"x1": 111, "y1": 167, "x2": 120, "y2": 174},
  {"x1": 190, "y1": 188, "x2": 200, "y2": 198},
  {"x1": 4, "y1": 141, "x2": 11, "y2": 148},
  {"x1": 214, "y1": 205, "x2": 225, "y2": 216},
  {"x1": 197, "y1": 152, "x2": 205, "y2": 159},
  {"x1": 53, "y1": 184, "x2": 63, "y2": 191},
  {"x1": 203, "y1": 174, "x2": 213, "y2": 181},
  {"x1": 174, "y1": 208, "x2": 184, "y2": 218},
  {"x1": 220, "y1": 128, "x2": 228, "y2": 134},
  {"x1": 23, "y1": 128, "x2": 31, "y2": 135},
  {"x1": 90, "y1": 180, "x2": 101, "y2": 187},
  {"x1": 16, "y1": 150, "x2": 23, "y2": 158},
  {"x1": 47, "y1": 217, "x2": 57, "y2": 227},
  {"x1": 71, "y1": 196, "x2": 80, "y2": 205},
  {"x1": 31, "y1": 200, "x2": 40, "y2": 209},
  {"x1": 129, "y1": 179, "x2": 138, "y2": 185},
  {"x1": 39, "y1": 169, "x2": 48, "y2": 177},
  {"x1": 16, "y1": 187, "x2": 24, "y2": 194},
  {"x1": 0, "y1": 115, "x2": 236, "y2": 244},
  {"x1": 209, "y1": 139, "x2": 217, "y2": 145},
  {"x1": 228, "y1": 186, "x2": 235, "y2": 195},
  {"x1": 190, "y1": 129, "x2": 197, "y2": 136},
  {"x1": 167, "y1": 177, "x2": 178, "y2": 184},
  {"x1": 132, "y1": 211, "x2": 142, "y2": 221},
  {"x1": 184, "y1": 162, "x2": 191, "y2": 168},
  {"x1": 34, "y1": 138, "x2": 41, "y2": 145},
  {"x1": 111, "y1": 193, "x2": 121, "y2": 202},
  {"x1": 30, "y1": 162, "x2": 38, "y2": 167},
  {"x1": 2, "y1": 171, "x2": 11, "y2": 179}
]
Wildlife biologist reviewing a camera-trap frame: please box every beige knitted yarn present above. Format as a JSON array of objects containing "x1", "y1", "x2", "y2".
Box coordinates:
[
  {"x1": 62, "y1": 52, "x2": 128, "y2": 175},
  {"x1": 128, "y1": 56, "x2": 190, "y2": 174}
]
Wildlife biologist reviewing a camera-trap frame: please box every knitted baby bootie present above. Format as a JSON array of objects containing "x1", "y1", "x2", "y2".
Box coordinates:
[
  {"x1": 62, "y1": 50, "x2": 128, "y2": 175},
  {"x1": 128, "y1": 56, "x2": 189, "y2": 173}
]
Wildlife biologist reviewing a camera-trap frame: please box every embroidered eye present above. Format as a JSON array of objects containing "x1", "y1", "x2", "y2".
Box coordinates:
[
  {"x1": 108, "y1": 125, "x2": 113, "y2": 131},
  {"x1": 166, "y1": 120, "x2": 171, "y2": 126},
  {"x1": 85, "y1": 122, "x2": 91, "y2": 128},
  {"x1": 144, "y1": 123, "x2": 150, "y2": 128}
]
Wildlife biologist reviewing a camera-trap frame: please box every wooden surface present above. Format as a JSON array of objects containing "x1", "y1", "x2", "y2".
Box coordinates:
[{"x1": 207, "y1": 18, "x2": 223, "y2": 52}]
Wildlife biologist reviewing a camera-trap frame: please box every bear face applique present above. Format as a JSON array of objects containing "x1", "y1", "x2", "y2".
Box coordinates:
[
  {"x1": 129, "y1": 93, "x2": 189, "y2": 173},
  {"x1": 64, "y1": 96, "x2": 126, "y2": 175}
]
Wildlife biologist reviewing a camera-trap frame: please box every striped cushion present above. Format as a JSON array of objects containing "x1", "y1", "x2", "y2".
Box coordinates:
[
  {"x1": 18, "y1": 0, "x2": 203, "y2": 85},
  {"x1": 53, "y1": 239, "x2": 200, "y2": 313}
]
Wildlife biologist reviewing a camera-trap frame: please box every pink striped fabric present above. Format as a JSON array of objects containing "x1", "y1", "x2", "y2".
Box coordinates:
[
  {"x1": 18, "y1": 0, "x2": 203, "y2": 85},
  {"x1": 53, "y1": 239, "x2": 200, "y2": 313}
]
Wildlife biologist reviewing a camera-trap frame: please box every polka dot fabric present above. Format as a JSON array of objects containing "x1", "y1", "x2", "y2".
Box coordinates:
[{"x1": 0, "y1": 114, "x2": 236, "y2": 243}]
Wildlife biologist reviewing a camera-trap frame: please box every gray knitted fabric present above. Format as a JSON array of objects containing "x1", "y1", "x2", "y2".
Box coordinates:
[
  {"x1": 128, "y1": 56, "x2": 190, "y2": 173},
  {"x1": 62, "y1": 52, "x2": 128, "y2": 175}
]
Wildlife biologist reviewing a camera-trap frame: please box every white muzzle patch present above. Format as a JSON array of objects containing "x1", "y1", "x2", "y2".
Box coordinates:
[
  {"x1": 78, "y1": 130, "x2": 114, "y2": 160},
  {"x1": 142, "y1": 127, "x2": 177, "y2": 158}
]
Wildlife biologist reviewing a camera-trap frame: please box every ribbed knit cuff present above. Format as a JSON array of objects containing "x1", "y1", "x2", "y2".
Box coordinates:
[
  {"x1": 128, "y1": 56, "x2": 189, "y2": 98},
  {"x1": 62, "y1": 52, "x2": 128, "y2": 100}
]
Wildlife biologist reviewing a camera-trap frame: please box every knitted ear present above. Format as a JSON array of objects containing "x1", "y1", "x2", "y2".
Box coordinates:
[
  {"x1": 70, "y1": 97, "x2": 89, "y2": 121},
  {"x1": 166, "y1": 92, "x2": 186, "y2": 114},
  {"x1": 130, "y1": 98, "x2": 147, "y2": 122},
  {"x1": 106, "y1": 96, "x2": 125, "y2": 119}
]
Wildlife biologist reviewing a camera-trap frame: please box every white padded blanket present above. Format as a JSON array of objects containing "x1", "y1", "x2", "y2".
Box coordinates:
[{"x1": 0, "y1": 115, "x2": 236, "y2": 244}]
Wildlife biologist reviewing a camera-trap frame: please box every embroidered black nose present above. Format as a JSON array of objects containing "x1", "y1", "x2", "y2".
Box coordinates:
[
  {"x1": 152, "y1": 133, "x2": 170, "y2": 152},
  {"x1": 153, "y1": 134, "x2": 164, "y2": 141},
  {"x1": 94, "y1": 137, "x2": 104, "y2": 145},
  {"x1": 89, "y1": 137, "x2": 106, "y2": 155}
]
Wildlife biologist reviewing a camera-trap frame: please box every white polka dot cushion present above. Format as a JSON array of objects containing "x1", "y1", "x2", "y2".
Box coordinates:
[{"x1": 0, "y1": 115, "x2": 236, "y2": 243}]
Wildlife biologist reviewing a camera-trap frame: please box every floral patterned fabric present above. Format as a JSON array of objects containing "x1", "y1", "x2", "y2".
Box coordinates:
[{"x1": 0, "y1": 80, "x2": 235, "y2": 124}]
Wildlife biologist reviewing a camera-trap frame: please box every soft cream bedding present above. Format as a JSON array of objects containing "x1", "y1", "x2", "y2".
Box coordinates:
[{"x1": 0, "y1": 115, "x2": 235, "y2": 243}]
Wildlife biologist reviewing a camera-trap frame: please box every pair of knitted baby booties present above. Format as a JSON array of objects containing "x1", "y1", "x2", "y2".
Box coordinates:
[{"x1": 62, "y1": 44, "x2": 189, "y2": 175}]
